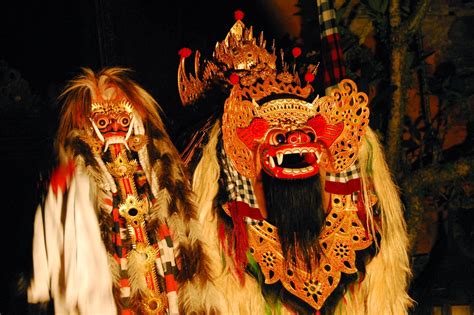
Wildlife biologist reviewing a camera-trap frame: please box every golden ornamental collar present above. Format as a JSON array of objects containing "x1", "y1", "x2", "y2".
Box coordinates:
[{"x1": 247, "y1": 193, "x2": 373, "y2": 310}]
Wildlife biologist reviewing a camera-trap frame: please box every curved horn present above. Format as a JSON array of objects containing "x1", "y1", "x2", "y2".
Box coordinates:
[{"x1": 177, "y1": 51, "x2": 205, "y2": 106}]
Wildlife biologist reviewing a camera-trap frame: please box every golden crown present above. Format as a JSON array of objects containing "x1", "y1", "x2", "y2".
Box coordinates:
[
  {"x1": 90, "y1": 99, "x2": 133, "y2": 115},
  {"x1": 177, "y1": 13, "x2": 278, "y2": 106},
  {"x1": 178, "y1": 12, "x2": 370, "y2": 176}
]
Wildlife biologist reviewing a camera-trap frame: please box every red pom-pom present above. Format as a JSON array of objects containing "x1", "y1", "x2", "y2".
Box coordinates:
[
  {"x1": 292, "y1": 47, "x2": 302, "y2": 58},
  {"x1": 178, "y1": 47, "x2": 192, "y2": 58},
  {"x1": 304, "y1": 72, "x2": 315, "y2": 83},
  {"x1": 234, "y1": 10, "x2": 244, "y2": 21},
  {"x1": 229, "y1": 73, "x2": 240, "y2": 85}
]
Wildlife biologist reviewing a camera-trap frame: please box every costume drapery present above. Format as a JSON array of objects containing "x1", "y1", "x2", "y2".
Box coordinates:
[{"x1": 28, "y1": 67, "x2": 208, "y2": 314}]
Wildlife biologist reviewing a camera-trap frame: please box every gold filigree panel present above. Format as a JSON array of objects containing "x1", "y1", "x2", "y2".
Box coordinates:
[{"x1": 247, "y1": 194, "x2": 373, "y2": 310}]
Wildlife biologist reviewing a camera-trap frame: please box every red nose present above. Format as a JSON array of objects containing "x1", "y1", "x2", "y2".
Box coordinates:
[
  {"x1": 286, "y1": 130, "x2": 311, "y2": 144},
  {"x1": 111, "y1": 120, "x2": 120, "y2": 132}
]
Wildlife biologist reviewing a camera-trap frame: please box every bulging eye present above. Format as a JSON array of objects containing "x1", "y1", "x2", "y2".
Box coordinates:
[
  {"x1": 306, "y1": 131, "x2": 316, "y2": 142},
  {"x1": 96, "y1": 116, "x2": 109, "y2": 129},
  {"x1": 270, "y1": 132, "x2": 286, "y2": 145},
  {"x1": 301, "y1": 128, "x2": 316, "y2": 142},
  {"x1": 119, "y1": 115, "x2": 131, "y2": 127},
  {"x1": 276, "y1": 134, "x2": 286, "y2": 143}
]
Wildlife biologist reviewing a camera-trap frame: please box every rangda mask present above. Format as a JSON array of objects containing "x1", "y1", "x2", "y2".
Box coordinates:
[{"x1": 90, "y1": 99, "x2": 135, "y2": 150}]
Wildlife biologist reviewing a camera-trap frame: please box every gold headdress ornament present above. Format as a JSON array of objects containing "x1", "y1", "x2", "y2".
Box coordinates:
[
  {"x1": 178, "y1": 12, "x2": 369, "y2": 178},
  {"x1": 177, "y1": 10, "x2": 277, "y2": 106},
  {"x1": 90, "y1": 99, "x2": 134, "y2": 115},
  {"x1": 222, "y1": 66, "x2": 369, "y2": 178}
]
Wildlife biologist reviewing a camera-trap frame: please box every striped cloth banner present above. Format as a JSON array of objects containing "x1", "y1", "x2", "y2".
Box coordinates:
[
  {"x1": 316, "y1": 0, "x2": 346, "y2": 90},
  {"x1": 325, "y1": 162, "x2": 362, "y2": 195}
]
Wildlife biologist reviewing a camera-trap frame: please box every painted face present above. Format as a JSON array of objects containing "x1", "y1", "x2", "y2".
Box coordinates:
[
  {"x1": 258, "y1": 125, "x2": 321, "y2": 179},
  {"x1": 223, "y1": 78, "x2": 369, "y2": 180},
  {"x1": 90, "y1": 99, "x2": 134, "y2": 149},
  {"x1": 91, "y1": 111, "x2": 132, "y2": 138},
  {"x1": 237, "y1": 111, "x2": 343, "y2": 179}
]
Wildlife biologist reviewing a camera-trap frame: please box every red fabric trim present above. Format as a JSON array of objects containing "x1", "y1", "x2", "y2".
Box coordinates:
[
  {"x1": 120, "y1": 278, "x2": 130, "y2": 288},
  {"x1": 134, "y1": 226, "x2": 144, "y2": 243},
  {"x1": 113, "y1": 207, "x2": 120, "y2": 221},
  {"x1": 50, "y1": 159, "x2": 75, "y2": 195},
  {"x1": 158, "y1": 223, "x2": 171, "y2": 240},
  {"x1": 104, "y1": 197, "x2": 113, "y2": 206},
  {"x1": 165, "y1": 274, "x2": 178, "y2": 292},
  {"x1": 321, "y1": 33, "x2": 346, "y2": 88},
  {"x1": 145, "y1": 273, "x2": 155, "y2": 290},
  {"x1": 226, "y1": 201, "x2": 264, "y2": 284},
  {"x1": 112, "y1": 143, "x2": 121, "y2": 154},
  {"x1": 230, "y1": 201, "x2": 264, "y2": 221},
  {"x1": 121, "y1": 177, "x2": 133, "y2": 195},
  {"x1": 324, "y1": 178, "x2": 361, "y2": 195}
]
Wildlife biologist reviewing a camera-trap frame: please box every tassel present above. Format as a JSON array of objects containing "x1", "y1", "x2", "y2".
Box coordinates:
[
  {"x1": 225, "y1": 201, "x2": 265, "y2": 284},
  {"x1": 227, "y1": 201, "x2": 249, "y2": 284}
]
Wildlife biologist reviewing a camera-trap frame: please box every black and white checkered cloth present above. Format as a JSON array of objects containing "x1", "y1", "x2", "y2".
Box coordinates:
[
  {"x1": 317, "y1": 0, "x2": 347, "y2": 89},
  {"x1": 317, "y1": 0, "x2": 338, "y2": 38},
  {"x1": 220, "y1": 148, "x2": 260, "y2": 224},
  {"x1": 325, "y1": 162, "x2": 360, "y2": 183},
  {"x1": 325, "y1": 162, "x2": 361, "y2": 201}
]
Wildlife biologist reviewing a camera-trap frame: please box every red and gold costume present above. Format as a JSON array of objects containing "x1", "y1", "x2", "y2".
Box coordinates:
[
  {"x1": 177, "y1": 13, "x2": 412, "y2": 314},
  {"x1": 28, "y1": 67, "x2": 208, "y2": 314}
]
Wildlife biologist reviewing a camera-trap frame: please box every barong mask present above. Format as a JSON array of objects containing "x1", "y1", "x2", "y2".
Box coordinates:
[
  {"x1": 223, "y1": 75, "x2": 369, "y2": 180},
  {"x1": 178, "y1": 16, "x2": 370, "y2": 181},
  {"x1": 175, "y1": 9, "x2": 412, "y2": 314},
  {"x1": 178, "y1": 13, "x2": 375, "y2": 312}
]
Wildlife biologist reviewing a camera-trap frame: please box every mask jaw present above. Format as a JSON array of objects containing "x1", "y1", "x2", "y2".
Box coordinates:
[{"x1": 258, "y1": 140, "x2": 323, "y2": 180}]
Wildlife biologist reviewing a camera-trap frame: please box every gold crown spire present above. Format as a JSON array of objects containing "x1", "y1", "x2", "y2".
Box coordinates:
[
  {"x1": 90, "y1": 99, "x2": 134, "y2": 115},
  {"x1": 177, "y1": 15, "x2": 277, "y2": 106}
]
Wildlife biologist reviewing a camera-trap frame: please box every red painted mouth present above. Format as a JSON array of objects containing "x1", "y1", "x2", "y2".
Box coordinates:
[
  {"x1": 103, "y1": 131, "x2": 127, "y2": 139},
  {"x1": 261, "y1": 144, "x2": 322, "y2": 179}
]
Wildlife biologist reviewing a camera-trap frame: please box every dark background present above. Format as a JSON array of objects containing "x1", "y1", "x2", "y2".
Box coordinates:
[
  {"x1": 1, "y1": 0, "x2": 281, "y2": 121},
  {"x1": 0, "y1": 1, "x2": 284, "y2": 312}
]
